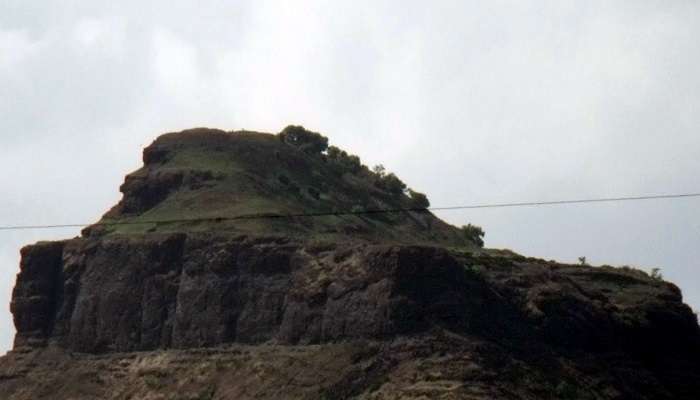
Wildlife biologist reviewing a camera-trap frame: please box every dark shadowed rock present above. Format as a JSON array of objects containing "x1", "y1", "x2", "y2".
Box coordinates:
[
  {"x1": 12, "y1": 235, "x2": 505, "y2": 353},
  {"x1": 10, "y1": 241, "x2": 65, "y2": 349}
]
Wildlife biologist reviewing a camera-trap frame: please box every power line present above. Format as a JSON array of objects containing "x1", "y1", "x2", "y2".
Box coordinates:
[
  {"x1": 0, "y1": 192, "x2": 698, "y2": 232},
  {"x1": 429, "y1": 192, "x2": 700, "y2": 210}
]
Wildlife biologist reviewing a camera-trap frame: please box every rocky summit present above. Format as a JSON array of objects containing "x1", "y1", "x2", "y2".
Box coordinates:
[{"x1": 1, "y1": 127, "x2": 699, "y2": 400}]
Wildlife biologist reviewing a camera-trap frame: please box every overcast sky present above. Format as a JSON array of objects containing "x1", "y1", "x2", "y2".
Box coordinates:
[{"x1": 1, "y1": 1, "x2": 699, "y2": 352}]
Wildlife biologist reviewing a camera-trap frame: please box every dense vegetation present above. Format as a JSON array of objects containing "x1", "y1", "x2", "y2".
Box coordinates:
[
  {"x1": 460, "y1": 224, "x2": 485, "y2": 248},
  {"x1": 278, "y1": 125, "x2": 328, "y2": 154},
  {"x1": 277, "y1": 125, "x2": 428, "y2": 209},
  {"x1": 274, "y1": 125, "x2": 486, "y2": 247}
]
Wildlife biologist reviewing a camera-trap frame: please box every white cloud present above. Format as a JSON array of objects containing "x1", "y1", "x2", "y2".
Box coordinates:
[
  {"x1": 72, "y1": 17, "x2": 127, "y2": 57},
  {"x1": 152, "y1": 27, "x2": 201, "y2": 97},
  {"x1": 0, "y1": 29, "x2": 40, "y2": 72}
]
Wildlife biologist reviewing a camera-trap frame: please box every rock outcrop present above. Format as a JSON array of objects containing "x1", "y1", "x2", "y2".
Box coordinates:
[
  {"x1": 2, "y1": 127, "x2": 699, "y2": 399},
  {"x1": 11, "y1": 234, "x2": 492, "y2": 353},
  {"x1": 8, "y1": 232, "x2": 700, "y2": 398}
]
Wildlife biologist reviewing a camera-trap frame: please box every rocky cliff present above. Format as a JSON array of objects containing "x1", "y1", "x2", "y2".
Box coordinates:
[
  {"x1": 11, "y1": 235, "x2": 486, "y2": 353},
  {"x1": 1, "y1": 127, "x2": 699, "y2": 399}
]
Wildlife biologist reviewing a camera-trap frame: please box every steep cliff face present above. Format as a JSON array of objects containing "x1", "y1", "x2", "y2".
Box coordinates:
[
  {"x1": 2, "y1": 128, "x2": 700, "y2": 399},
  {"x1": 11, "y1": 234, "x2": 493, "y2": 353},
  {"x1": 7, "y1": 232, "x2": 700, "y2": 398}
]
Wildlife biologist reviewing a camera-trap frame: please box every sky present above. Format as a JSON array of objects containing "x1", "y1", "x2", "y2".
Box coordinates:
[{"x1": 1, "y1": 1, "x2": 698, "y2": 352}]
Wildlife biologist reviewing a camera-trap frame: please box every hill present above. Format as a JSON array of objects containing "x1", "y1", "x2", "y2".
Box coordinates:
[
  {"x1": 1, "y1": 126, "x2": 699, "y2": 400},
  {"x1": 87, "y1": 126, "x2": 470, "y2": 247}
]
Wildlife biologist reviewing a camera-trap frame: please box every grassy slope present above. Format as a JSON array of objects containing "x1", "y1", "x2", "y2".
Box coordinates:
[{"x1": 94, "y1": 129, "x2": 472, "y2": 248}]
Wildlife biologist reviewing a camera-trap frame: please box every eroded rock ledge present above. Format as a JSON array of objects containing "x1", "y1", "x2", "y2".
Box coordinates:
[
  {"x1": 11, "y1": 234, "x2": 699, "y2": 358},
  {"x1": 11, "y1": 234, "x2": 482, "y2": 353}
]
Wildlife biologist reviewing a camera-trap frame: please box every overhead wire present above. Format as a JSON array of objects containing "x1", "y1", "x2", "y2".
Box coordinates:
[{"x1": 0, "y1": 192, "x2": 698, "y2": 231}]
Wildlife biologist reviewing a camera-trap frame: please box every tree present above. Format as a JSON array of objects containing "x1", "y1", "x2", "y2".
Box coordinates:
[
  {"x1": 380, "y1": 173, "x2": 406, "y2": 194},
  {"x1": 578, "y1": 256, "x2": 587, "y2": 266},
  {"x1": 407, "y1": 189, "x2": 430, "y2": 209},
  {"x1": 327, "y1": 146, "x2": 362, "y2": 173},
  {"x1": 650, "y1": 267, "x2": 663, "y2": 281},
  {"x1": 372, "y1": 164, "x2": 386, "y2": 177},
  {"x1": 327, "y1": 145, "x2": 342, "y2": 160},
  {"x1": 460, "y1": 224, "x2": 485, "y2": 247},
  {"x1": 278, "y1": 125, "x2": 328, "y2": 154},
  {"x1": 370, "y1": 164, "x2": 406, "y2": 195}
]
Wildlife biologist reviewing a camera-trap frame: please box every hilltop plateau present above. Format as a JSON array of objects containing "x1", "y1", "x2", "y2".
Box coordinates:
[{"x1": 1, "y1": 126, "x2": 698, "y2": 400}]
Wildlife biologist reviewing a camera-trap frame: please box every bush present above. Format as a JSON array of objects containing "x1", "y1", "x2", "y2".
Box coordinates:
[
  {"x1": 460, "y1": 224, "x2": 485, "y2": 247},
  {"x1": 326, "y1": 145, "x2": 342, "y2": 159},
  {"x1": 650, "y1": 267, "x2": 663, "y2": 281},
  {"x1": 327, "y1": 145, "x2": 362, "y2": 173},
  {"x1": 372, "y1": 164, "x2": 386, "y2": 177},
  {"x1": 369, "y1": 164, "x2": 406, "y2": 195},
  {"x1": 317, "y1": 139, "x2": 411, "y2": 198},
  {"x1": 407, "y1": 189, "x2": 430, "y2": 208},
  {"x1": 378, "y1": 172, "x2": 406, "y2": 194},
  {"x1": 278, "y1": 125, "x2": 328, "y2": 154}
]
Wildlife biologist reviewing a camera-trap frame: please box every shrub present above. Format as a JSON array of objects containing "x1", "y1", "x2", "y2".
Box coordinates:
[
  {"x1": 460, "y1": 224, "x2": 485, "y2": 247},
  {"x1": 372, "y1": 164, "x2": 386, "y2": 177},
  {"x1": 278, "y1": 125, "x2": 328, "y2": 154},
  {"x1": 326, "y1": 145, "x2": 342, "y2": 159},
  {"x1": 308, "y1": 137, "x2": 410, "y2": 198},
  {"x1": 650, "y1": 267, "x2": 663, "y2": 281},
  {"x1": 378, "y1": 172, "x2": 406, "y2": 194},
  {"x1": 369, "y1": 164, "x2": 405, "y2": 195},
  {"x1": 407, "y1": 189, "x2": 430, "y2": 208},
  {"x1": 327, "y1": 145, "x2": 362, "y2": 174}
]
